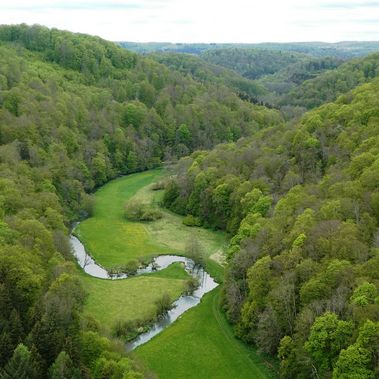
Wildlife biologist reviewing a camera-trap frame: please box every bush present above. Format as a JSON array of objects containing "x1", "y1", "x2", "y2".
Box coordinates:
[
  {"x1": 184, "y1": 277, "x2": 200, "y2": 294},
  {"x1": 151, "y1": 180, "x2": 166, "y2": 191},
  {"x1": 112, "y1": 318, "x2": 151, "y2": 341},
  {"x1": 124, "y1": 200, "x2": 145, "y2": 221},
  {"x1": 140, "y1": 208, "x2": 163, "y2": 221},
  {"x1": 120, "y1": 259, "x2": 140, "y2": 275},
  {"x1": 185, "y1": 237, "x2": 205, "y2": 266},
  {"x1": 182, "y1": 214, "x2": 202, "y2": 227},
  {"x1": 124, "y1": 200, "x2": 163, "y2": 221},
  {"x1": 154, "y1": 292, "x2": 173, "y2": 317}
]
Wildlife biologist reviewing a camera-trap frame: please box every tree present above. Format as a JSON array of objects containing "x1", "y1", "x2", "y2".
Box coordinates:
[
  {"x1": 49, "y1": 351, "x2": 80, "y2": 379},
  {"x1": 305, "y1": 312, "x2": 353, "y2": 376},
  {"x1": 333, "y1": 345, "x2": 374, "y2": 379},
  {"x1": 0, "y1": 344, "x2": 37, "y2": 379},
  {"x1": 185, "y1": 236, "x2": 205, "y2": 266}
]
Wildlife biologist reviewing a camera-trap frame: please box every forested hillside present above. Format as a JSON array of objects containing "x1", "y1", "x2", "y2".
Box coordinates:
[
  {"x1": 281, "y1": 52, "x2": 379, "y2": 109},
  {"x1": 201, "y1": 48, "x2": 306, "y2": 80},
  {"x1": 0, "y1": 24, "x2": 280, "y2": 378},
  {"x1": 147, "y1": 50, "x2": 379, "y2": 115},
  {"x1": 164, "y1": 77, "x2": 379, "y2": 378},
  {"x1": 148, "y1": 52, "x2": 266, "y2": 98},
  {"x1": 258, "y1": 56, "x2": 344, "y2": 106}
]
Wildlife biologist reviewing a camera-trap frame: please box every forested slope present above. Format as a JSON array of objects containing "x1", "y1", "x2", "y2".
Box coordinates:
[
  {"x1": 149, "y1": 52, "x2": 266, "y2": 98},
  {"x1": 164, "y1": 77, "x2": 379, "y2": 378},
  {"x1": 201, "y1": 48, "x2": 307, "y2": 79},
  {"x1": 281, "y1": 52, "x2": 379, "y2": 109},
  {"x1": 0, "y1": 24, "x2": 281, "y2": 378}
]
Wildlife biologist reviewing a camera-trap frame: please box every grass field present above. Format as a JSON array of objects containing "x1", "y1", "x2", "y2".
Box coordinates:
[
  {"x1": 75, "y1": 170, "x2": 228, "y2": 269},
  {"x1": 77, "y1": 170, "x2": 276, "y2": 378},
  {"x1": 75, "y1": 170, "x2": 170, "y2": 267},
  {"x1": 81, "y1": 263, "x2": 189, "y2": 329},
  {"x1": 135, "y1": 287, "x2": 277, "y2": 379}
]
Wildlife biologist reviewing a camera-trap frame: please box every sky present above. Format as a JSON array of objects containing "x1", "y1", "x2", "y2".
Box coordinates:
[{"x1": 0, "y1": 0, "x2": 378, "y2": 43}]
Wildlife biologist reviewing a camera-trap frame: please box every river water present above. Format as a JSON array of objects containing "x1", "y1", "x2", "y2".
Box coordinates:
[{"x1": 70, "y1": 233, "x2": 218, "y2": 350}]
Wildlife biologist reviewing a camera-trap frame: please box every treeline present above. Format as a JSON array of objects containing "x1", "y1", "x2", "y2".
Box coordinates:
[
  {"x1": 164, "y1": 77, "x2": 379, "y2": 378},
  {"x1": 120, "y1": 41, "x2": 379, "y2": 58},
  {"x1": 149, "y1": 52, "x2": 266, "y2": 98},
  {"x1": 0, "y1": 24, "x2": 281, "y2": 377}
]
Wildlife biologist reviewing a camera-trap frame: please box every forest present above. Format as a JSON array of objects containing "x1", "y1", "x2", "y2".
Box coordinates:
[
  {"x1": 0, "y1": 23, "x2": 378, "y2": 379},
  {"x1": 164, "y1": 68, "x2": 379, "y2": 378}
]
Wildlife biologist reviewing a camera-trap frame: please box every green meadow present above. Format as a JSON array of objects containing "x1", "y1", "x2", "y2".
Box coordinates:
[
  {"x1": 80, "y1": 263, "x2": 189, "y2": 329},
  {"x1": 76, "y1": 170, "x2": 276, "y2": 378},
  {"x1": 135, "y1": 287, "x2": 277, "y2": 379},
  {"x1": 75, "y1": 170, "x2": 227, "y2": 269}
]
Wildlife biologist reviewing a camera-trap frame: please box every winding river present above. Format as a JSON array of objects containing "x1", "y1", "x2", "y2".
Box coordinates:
[{"x1": 70, "y1": 233, "x2": 218, "y2": 351}]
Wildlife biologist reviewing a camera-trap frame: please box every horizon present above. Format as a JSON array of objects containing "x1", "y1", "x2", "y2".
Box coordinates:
[{"x1": 0, "y1": 0, "x2": 379, "y2": 43}]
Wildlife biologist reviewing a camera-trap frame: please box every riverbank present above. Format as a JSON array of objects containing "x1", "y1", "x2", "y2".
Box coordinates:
[
  {"x1": 75, "y1": 170, "x2": 277, "y2": 378},
  {"x1": 135, "y1": 287, "x2": 277, "y2": 379}
]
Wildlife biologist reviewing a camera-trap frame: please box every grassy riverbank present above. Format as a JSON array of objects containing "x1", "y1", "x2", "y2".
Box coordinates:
[
  {"x1": 135, "y1": 287, "x2": 277, "y2": 379},
  {"x1": 80, "y1": 263, "x2": 190, "y2": 329},
  {"x1": 77, "y1": 170, "x2": 276, "y2": 378},
  {"x1": 75, "y1": 170, "x2": 227, "y2": 271}
]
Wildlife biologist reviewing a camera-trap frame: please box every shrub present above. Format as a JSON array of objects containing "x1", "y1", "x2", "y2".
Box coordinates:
[
  {"x1": 154, "y1": 292, "x2": 173, "y2": 317},
  {"x1": 184, "y1": 277, "x2": 200, "y2": 294},
  {"x1": 120, "y1": 259, "x2": 140, "y2": 275},
  {"x1": 151, "y1": 180, "x2": 166, "y2": 191},
  {"x1": 182, "y1": 214, "x2": 202, "y2": 227},
  {"x1": 185, "y1": 236, "x2": 205, "y2": 266},
  {"x1": 124, "y1": 200, "x2": 145, "y2": 221},
  {"x1": 140, "y1": 208, "x2": 163, "y2": 221},
  {"x1": 124, "y1": 200, "x2": 163, "y2": 221}
]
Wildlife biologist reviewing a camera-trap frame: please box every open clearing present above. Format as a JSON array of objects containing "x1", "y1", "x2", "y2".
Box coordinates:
[
  {"x1": 135, "y1": 287, "x2": 277, "y2": 379},
  {"x1": 80, "y1": 263, "x2": 189, "y2": 330},
  {"x1": 76, "y1": 170, "x2": 276, "y2": 378},
  {"x1": 76, "y1": 170, "x2": 228, "y2": 270}
]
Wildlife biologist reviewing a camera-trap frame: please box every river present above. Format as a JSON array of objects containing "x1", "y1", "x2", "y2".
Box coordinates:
[{"x1": 70, "y1": 233, "x2": 218, "y2": 350}]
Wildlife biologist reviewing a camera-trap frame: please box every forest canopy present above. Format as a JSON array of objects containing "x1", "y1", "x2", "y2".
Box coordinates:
[{"x1": 164, "y1": 76, "x2": 379, "y2": 378}]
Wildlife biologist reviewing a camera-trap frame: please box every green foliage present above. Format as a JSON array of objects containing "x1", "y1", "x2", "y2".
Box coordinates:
[
  {"x1": 150, "y1": 51, "x2": 266, "y2": 97},
  {"x1": 136, "y1": 288, "x2": 276, "y2": 379},
  {"x1": 350, "y1": 282, "x2": 378, "y2": 306},
  {"x1": 305, "y1": 312, "x2": 353, "y2": 375},
  {"x1": 154, "y1": 292, "x2": 173, "y2": 317},
  {"x1": 0, "y1": 344, "x2": 38, "y2": 379},
  {"x1": 165, "y1": 73, "x2": 379, "y2": 377},
  {"x1": 49, "y1": 351, "x2": 81, "y2": 379},
  {"x1": 282, "y1": 52, "x2": 379, "y2": 109},
  {"x1": 124, "y1": 199, "x2": 163, "y2": 222},
  {"x1": 182, "y1": 214, "x2": 202, "y2": 227},
  {"x1": 185, "y1": 237, "x2": 205, "y2": 266},
  {"x1": 333, "y1": 320, "x2": 379, "y2": 379}
]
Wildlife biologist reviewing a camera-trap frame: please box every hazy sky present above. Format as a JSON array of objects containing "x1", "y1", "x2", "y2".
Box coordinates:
[{"x1": 0, "y1": 0, "x2": 378, "y2": 43}]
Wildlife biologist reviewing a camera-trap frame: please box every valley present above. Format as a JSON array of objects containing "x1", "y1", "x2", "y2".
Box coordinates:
[{"x1": 72, "y1": 170, "x2": 276, "y2": 378}]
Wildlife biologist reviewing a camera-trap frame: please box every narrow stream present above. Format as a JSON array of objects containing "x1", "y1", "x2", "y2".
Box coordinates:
[{"x1": 70, "y1": 233, "x2": 218, "y2": 351}]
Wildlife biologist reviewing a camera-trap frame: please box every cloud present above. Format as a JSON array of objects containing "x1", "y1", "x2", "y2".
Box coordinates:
[
  {"x1": 318, "y1": 1, "x2": 379, "y2": 8},
  {"x1": 0, "y1": 0, "x2": 378, "y2": 42}
]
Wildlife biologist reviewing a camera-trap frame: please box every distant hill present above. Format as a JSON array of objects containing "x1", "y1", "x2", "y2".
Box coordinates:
[
  {"x1": 119, "y1": 41, "x2": 379, "y2": 58},
  {"x1": 149, "y1": 52, "x2": 267, "y2": 98},
  {"x1": 279, "y1": 51, "x2": 379, "y2": 108}
]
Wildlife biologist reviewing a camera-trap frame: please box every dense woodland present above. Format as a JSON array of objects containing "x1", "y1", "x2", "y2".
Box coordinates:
[
  {"x1": 0, "y1": 24, "x2": 279, "y2": 378},
  {"x1": 0, "y1": 23, "x2": 379, "y2": 379},
  {"x1": 164, "y1": 76, "x2": 379, "y2": 377},
  {"x1": 148, "y1": 52, "x2": 266, "y2": 98},
  {"x1": 148, "y1": 48, "x2": 379, "y2": 115}
]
